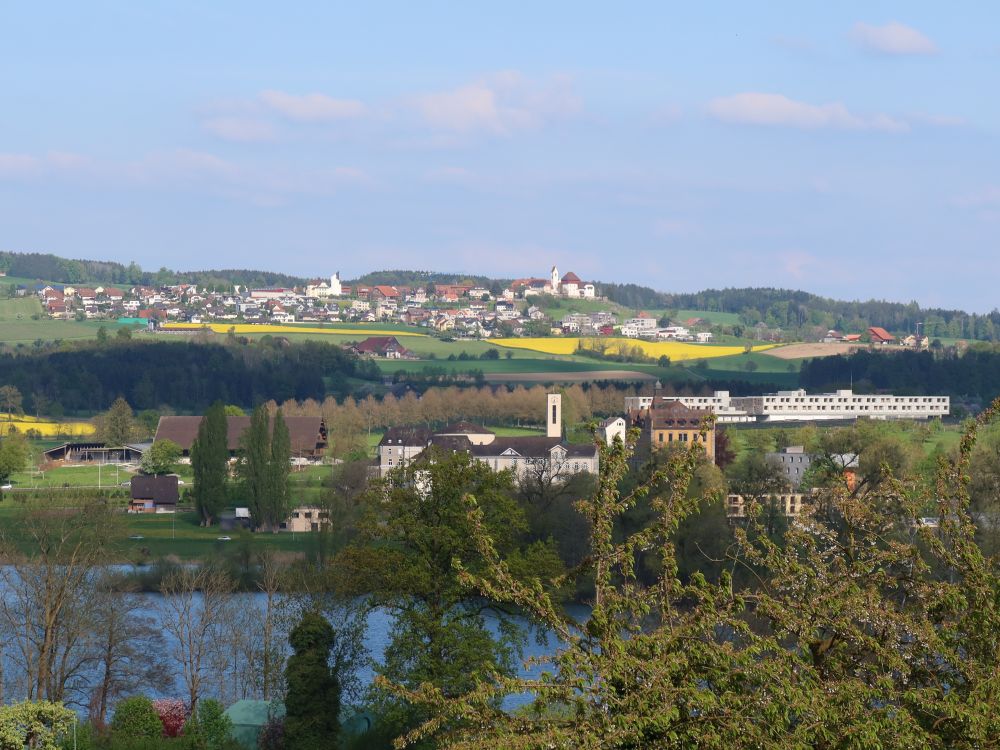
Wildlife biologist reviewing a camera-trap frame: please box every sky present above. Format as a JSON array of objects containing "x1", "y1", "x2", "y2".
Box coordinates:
[{"x1": 1, "y1": 1, "x2": 998, "y2": 311}]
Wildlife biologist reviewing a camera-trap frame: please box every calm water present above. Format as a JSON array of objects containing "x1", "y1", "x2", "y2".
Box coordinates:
[{"x1": 0, "y1": 572, "x2": 587, "y2": 710}]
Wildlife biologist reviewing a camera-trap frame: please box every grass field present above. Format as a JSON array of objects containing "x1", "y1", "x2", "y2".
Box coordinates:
[{"x1": 0, "y1": 297, "x2": 114, "y2": 345}]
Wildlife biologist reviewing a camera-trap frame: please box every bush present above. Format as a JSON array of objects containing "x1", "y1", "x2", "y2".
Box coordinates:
[
  {"x1": 184, "y1": 699, "x2": 233, "y2": 750},
  {"x1": 111, "y1": 697, "x2": 163, "y2": 739},
  {"x1": 152, "y1": 699, "x2": 188, "y2": 738}
]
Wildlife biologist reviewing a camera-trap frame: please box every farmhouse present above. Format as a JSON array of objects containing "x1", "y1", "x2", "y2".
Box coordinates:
[
  {"x1": 129, "y1": 475, "x2": 179, "y2": 513},
  {"x1": 154, "y1": 416, "x2": 327, "y2": 460},
  {"x1": 348, "y1": 335, "x2": 416, "y2": 359}
]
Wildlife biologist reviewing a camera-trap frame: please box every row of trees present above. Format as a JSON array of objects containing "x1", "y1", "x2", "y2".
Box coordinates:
[{"x1": 0, "y1": 339, "x2": 377, "y2": 415}]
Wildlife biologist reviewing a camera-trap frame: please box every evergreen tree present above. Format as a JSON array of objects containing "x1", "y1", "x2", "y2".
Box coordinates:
[
  {"x1": 191, "y1": 401, "x2": 229, "y2": 526},
  {"x1": 284, "y1": 611, "x2": 340, "y2": 749}
]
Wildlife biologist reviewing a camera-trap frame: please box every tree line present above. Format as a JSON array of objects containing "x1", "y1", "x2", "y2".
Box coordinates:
[
  {"x1": 800, "y1": 346, "x2": 1000, "y2": 406},
  {"x1": 0, "y1": 250, "x2": 308, "y2": 290},
  {"x1": 0, "y1": 339, "x2": 378, "y2": 415}
]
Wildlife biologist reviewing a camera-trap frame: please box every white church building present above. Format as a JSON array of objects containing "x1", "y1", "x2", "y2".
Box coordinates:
[{"x1": 306, "y1": 273, "x2": 343, "y2": 298}]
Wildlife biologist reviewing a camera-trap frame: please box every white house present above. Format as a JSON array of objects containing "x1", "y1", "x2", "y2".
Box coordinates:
[{"x1": 306, "y1": 273, "x2": 343, "y2": 298}]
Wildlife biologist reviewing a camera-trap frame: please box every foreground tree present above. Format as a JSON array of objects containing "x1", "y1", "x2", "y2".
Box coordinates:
[
  {"x1": 396, "y1": 406, "x2": 1000, "y2": 749},
  {"x1": 191, "y1": 401, "x2": 230, "y2": 526},
  {"x1": 0, "y1": 501, "x2": 120, "y2": 702},
  {"x1": 0, "y1": 701, "x2": 74, "y2": 750},
  {"x1": 336, "y1": 450, "x2": 557, "y2": 739},
  {"x1": 158, "y1": 566, "x2": 237, "y2": 710},
  {"x1": 284, "y1": 611, "x2": 341, "y2": 749}
]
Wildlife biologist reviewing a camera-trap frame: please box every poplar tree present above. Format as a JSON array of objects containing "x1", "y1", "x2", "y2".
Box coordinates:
[
  {"x1": 191, "y1": 401, "x2": 229, "y2": 526},
  {"x1": 237, "y1": 405, "x2": 291, "y2": 531}
]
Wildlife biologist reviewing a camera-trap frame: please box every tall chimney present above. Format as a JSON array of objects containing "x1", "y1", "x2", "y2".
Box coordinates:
[{"x1": 547, "y1": 393, "x2": 562, "y2": 438}]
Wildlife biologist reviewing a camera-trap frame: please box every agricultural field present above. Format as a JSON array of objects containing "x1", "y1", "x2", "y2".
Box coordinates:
[
  {"x1": 0, "y1": 297, "x2": 113, "y2": 345},
  {"x1": 160, "y1": 322, "x2": 426, "y2": 337},
  {"x1": 0, "y1": 413, "x2": 96, "y2": 438},
  {"x1": 491, "y1": 337, "x2": 776, "y2": 361}
]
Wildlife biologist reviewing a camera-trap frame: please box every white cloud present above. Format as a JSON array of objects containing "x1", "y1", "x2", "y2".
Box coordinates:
[
  {"x1": 259, "y1": 90, "x2": 367, "y2": 122},
  {"x1": 653, "y1": 218, "x2": 694, "y2": 237},
  {"x1": 0, "y1": 151, "x2": 92, "y2": 179},
  {"x1": 708, "y1": 92, "x2": 908, "y2": 132},
  {"x1": 412, "y1": 72, "x2": 582, "y2": 135},
  {"x1": 851, "y1": 21, "x2": 937, "y2": 56},
  {"x1": 204, "y1": 117, "x2": 276, "y2": 142}
]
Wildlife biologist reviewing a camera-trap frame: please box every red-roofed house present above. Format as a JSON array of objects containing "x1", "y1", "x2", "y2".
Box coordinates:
[
  {"x1": 868, "y1": 326, "x2": 895, "y2": 345},
  {"x1": 348, "y1": 336, "x2": 416, "y2": 359},
  {"x1": 371, "y1": 285, "x2": 401, "y2": 301}
]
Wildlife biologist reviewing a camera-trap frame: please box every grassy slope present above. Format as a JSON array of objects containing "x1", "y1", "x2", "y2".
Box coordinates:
[{"x1": 0, "y1": 297, "x2": 120, "y2": 345}]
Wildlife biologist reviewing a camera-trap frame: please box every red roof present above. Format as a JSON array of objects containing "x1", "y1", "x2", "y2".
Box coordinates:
[
  {"x1": 561, "y1": 272, "x2": 582, "y2": 284},
  {"x1": 373, "y1": 285, "x2": 400, "y2": 298},
  {"x1": 868, "y1": 326, "x2": 895, "y2": 342}
]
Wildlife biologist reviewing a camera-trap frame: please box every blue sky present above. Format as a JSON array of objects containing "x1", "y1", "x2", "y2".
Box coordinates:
[{"x1": 2, "y1": 2, "x2": 998, "y2": 310}]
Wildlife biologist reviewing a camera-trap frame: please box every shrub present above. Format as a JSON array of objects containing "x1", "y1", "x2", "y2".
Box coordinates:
[
  {"x1": 111, "y1": 697, "x2": 163, "y2": 739},
  {"x1": 184, "y1": 699, "x2": 232, "y2": 750},
  {"x1": 152, "y1": 699, "x2": 187, "y2": 738}
]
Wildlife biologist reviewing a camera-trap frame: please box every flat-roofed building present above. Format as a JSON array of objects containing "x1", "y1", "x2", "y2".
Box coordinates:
[{"x1": 730, "y1": 389, "x2": 949, "y2": 422}]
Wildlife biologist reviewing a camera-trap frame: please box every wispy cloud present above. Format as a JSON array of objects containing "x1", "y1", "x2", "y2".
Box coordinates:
[
  {"x1": 424, "y1": 166, "x2": 477, "y2": 184},
  {"x1": 954, "y1": 185, "x2": 1000, "y2": 209},
  {"x1": 708, "y1": 92, "x2": 908, "y2": 132},
  {"x1": 0, "y1": 151, "x2": 92, "y2": 178},
  {"x1": 851, "y1": 21, "x2": 937, "y2": 56},
  {"x1": 411, "y1": 72, "x2": 582, "y2": 135},
  {"x1": 258, "y1": 90, "x2": 367, "y2": 122},
  {"x1": 203, "y1": 117, "x2": 276, "y2": 142}
]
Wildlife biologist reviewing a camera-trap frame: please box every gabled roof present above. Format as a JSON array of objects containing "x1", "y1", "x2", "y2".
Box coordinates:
[
  {"x1": 352, "y1": 335, "x2": 410, "y2": 354},
  {"x1": 131, "y1": 475, "x2": 179, "y2": 505},
  {"x1": 155, "y1": 416, "x2": 326, "y2": 454},
  {"x1": 868, "y1": 326, "x2": 895, "y2": 342},
  {"x1": 561, "y1": 271, "x2": 583, "y2": 284}
]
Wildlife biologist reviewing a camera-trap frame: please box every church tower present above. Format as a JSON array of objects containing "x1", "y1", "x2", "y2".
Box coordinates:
[
  {"x1": 547, "y1": 393, "x2": 562, "y2": 438},
  {"x1": 330, "y1": 272, "x2": 342, "y2": 296},
  {"x1": 550, "y1": 265, "x2": 560, "y2": 293}
]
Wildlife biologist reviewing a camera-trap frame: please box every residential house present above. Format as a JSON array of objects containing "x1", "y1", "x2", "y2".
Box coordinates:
[
  {"x1": 129, "y1": 475, "x2": 179, "y2": 513},
  {"x1": 349, "y1": 335, "x2": 416, "y2": 359}
]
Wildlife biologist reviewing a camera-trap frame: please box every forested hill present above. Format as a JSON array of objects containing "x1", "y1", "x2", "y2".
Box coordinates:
[
  {"x1": 348, "y1": 269, "x2": 511, "y2": 289},
  {"x1": 0, "y1": 251, "x2": 307, "y2": 289}
]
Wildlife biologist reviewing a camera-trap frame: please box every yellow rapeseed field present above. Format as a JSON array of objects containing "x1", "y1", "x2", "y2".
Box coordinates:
[
  {"x1": 491, "y1": 337, "x2": 776, "y2": 361},
  {"x1": 0, "y1": 414, "x2": 96, "y2": 437},
  {"x1": 161, "y1": 323, "x2": 426, "y2": 337}
]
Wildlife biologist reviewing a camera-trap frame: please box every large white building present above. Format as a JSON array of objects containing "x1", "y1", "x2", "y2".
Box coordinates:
[
  {"x1": 624, "y1": 390, "x2": 754, "y2": 423},
  {"x1": 730, "y1": 389, "x2": 950, "y2": 422},
  {"x1": 625, "y1": 388, "x2": 949, "y2": 424},
  {"x1": 306, "y1": 273, "x2": 343, "y2": 298},
  {"x1": 376, "y1": 394, "x2": 599, "y2": 480}
]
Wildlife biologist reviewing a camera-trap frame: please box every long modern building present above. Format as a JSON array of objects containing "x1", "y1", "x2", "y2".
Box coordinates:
[
  {"x1": 625, "y1": 388, "x2": 948, "y2": 424},
  {"x1": 730, "y1": 389, "x2": 949, "y2": 422}
]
